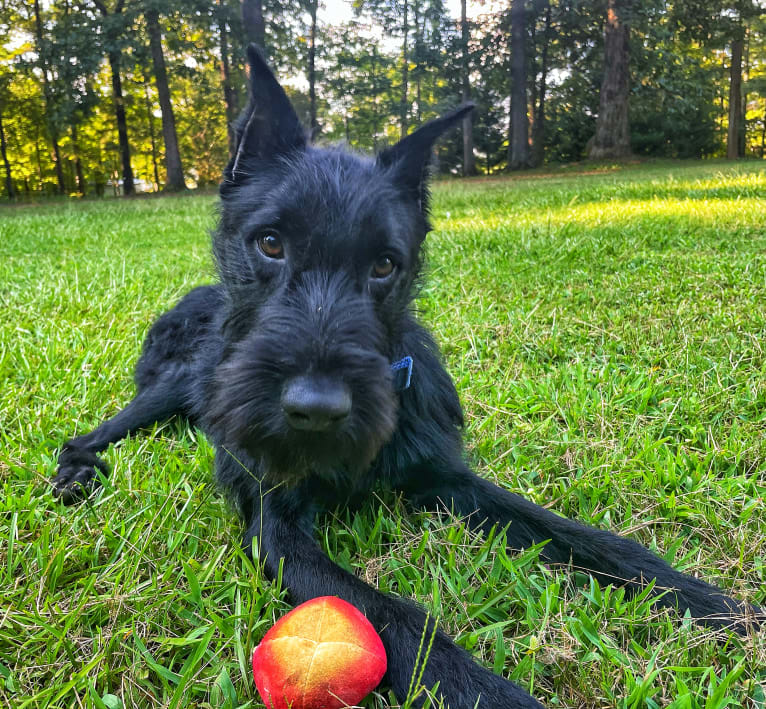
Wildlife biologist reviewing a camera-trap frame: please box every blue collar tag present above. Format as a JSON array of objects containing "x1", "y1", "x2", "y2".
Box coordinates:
[{"x1": 390, "y1": 356, "x2": 414, "y2": 391}]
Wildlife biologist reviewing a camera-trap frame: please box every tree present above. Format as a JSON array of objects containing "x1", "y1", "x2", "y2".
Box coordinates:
[
  {"x1": 302, "y1": 0, "x2": 319, "y2": 135},
  {"x1": 629, "y1": 2, "x2": 719, "y2": 158},
  {"x1": 354, "y1": 0, "x2": 414, "y2": 139},
  {"x1": 509, "y1": 0, "x2": 530, "y2": 169},
  {"x1": 144, "y1": 3, "x2": 186, "y2": 190},
  {"x1": 408, "y1": 0, "x2": 451, "y2": 126},
  {"x1": 90, "y1": 0, "x2": 136, "y2": 195},
  {"x1": 48, "y1": 1, "x2": 103, "y2": 195},
  {"x1": 0, "y1": 96, "x2": 14, "y2": 199},
  {"x1": 530, "y1": 0, "x2": 552, "y2": 166},
  {"x1": 218, "y1": 0, "x2": 238, "y2": 156},
  {"x1": 728, "y1": 20, "x2": 746, "y2": 157},
  {"x1": 32, "y1": 0, "x2": 66, "y2": 193},
  {"x1": 2, "y1": 0, "x2": 763, "y2": 199},
  {"x1": 400, "y1": 0, "x2": 409, "y2": 138},
  {"x1": 460, "y1": 0, "x2": 476, "y2": 175},
  {"x1": 671, "y1": 0, "x2": 762, "y2": 159},
  {"x1": 322, "y1": 24, "x2": 395, "y2": 149},
  {"x1": 589, "y1": 0, "x2": 631, "y2": 159},
  {"x1": 242, "y1": 0, "x2": 265, "y2": 46},
  {"x1": 142, "y1": 74, "x2": 161, "y2": 186}
]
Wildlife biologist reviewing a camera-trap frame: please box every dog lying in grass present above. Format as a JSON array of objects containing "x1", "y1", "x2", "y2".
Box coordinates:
[{"x1": 54, "y1": 46, "x2": 762, "y2": 708}]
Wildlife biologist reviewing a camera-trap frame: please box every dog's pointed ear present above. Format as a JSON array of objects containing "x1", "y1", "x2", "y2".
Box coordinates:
[
  {"x1": 226, "y1": 45, "x2": 306, "y2": 181},
  {"x1": 377, "y1": 103, "x2": 475, "y2": 205}
]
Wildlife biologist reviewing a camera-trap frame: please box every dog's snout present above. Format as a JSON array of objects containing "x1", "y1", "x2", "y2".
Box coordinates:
[{"x1": 281, "y1": 376, "x2": 352, "y2": 432}]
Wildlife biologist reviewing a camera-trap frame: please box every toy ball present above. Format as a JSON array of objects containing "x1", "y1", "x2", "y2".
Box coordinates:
[{"x1": 252, "y1": 596, "x2": 387, "y2": 709}]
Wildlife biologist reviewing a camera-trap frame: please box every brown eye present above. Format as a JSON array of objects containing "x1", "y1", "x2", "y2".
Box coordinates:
[
  {"x1": 258, "y1": 232, "x2": 284, "y2": 259},
  {"x1": 372, "y1": 256, "x2": 395, "y2": 279}
]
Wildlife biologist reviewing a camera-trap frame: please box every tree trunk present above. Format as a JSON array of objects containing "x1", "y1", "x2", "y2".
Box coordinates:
[
  {"x1": 727, "y1": 33, "x2": 744, "y2": 159},
  {"x1": 371, "y1": 45, "x2": 379, "y2": 150},
  {"x1": 144, "y1": 79, "x2": 161, "y2": 189},
  {"x1": 146, "y1": 8, "x2": 186, "y2": 191},
  {"x1": 529, "y1": 10, "x2": 538, "y2": 143},
  {"x1": 589, "y1": 0, "x2": 631, "y2": 160},
  {"x1": 218, "y1": 3, "x2": 237, "y2": 157},
  {"x1": 107, "y1": 49, "x2": 135, "y2": 195},
  {"x1": 33, "y1": 0, "x2": 66, "y2": 194},
  {"x1": 531, "y1": 0, "x2": 551, "y2": 167},
  {"x1": 51, "y1": 138, "x2": 66, "y2": 193},
  {"x1": 741, "y1": 30, "x2": 749, "y2": 157},
  {"x1": 308, "y1": 0, "x2": 318, "y2": 136},
  {"x1": 461, "y1": 0, "x2": 476, "y2": 176},
  {"x1": 34, "y1": 131, "x2": 43, "y2": 188},
  {"x1": 413, "y1": 0, "x2": 421, "y2": 124},
  {"x1": 70, "y1": 123, "x2": 86, "y2": 195},
  {"x1": 509, "y1": 0, "x2": 530, "y2": 169},
  {"x1": 242, "y1": 0, "x2": 265, "y2": 47},
  {"x1": 0, "y1": 105, "x2": 14, "y2": 199},
  {"x1": 400, "y1": 0, "x2": 409, "y2": 139}
]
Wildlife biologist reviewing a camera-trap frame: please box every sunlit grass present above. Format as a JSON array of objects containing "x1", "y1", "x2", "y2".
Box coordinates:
[{"x1": 1, "y1": 160, "x2": 765, "y2": 708}]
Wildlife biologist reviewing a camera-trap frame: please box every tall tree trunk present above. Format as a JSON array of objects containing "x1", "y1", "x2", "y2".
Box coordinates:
[
  {"x1": 741, "y1": 30, "x2": 749, "y2": 156},
  {"x1": 93, "y1": 0, "x2": 133, "y2": 195},
  {"x1": 727, "y1": 32, "x2": 744, "y2": 159},
  {"x1": 308, "y1": 0, "x2": 318, "y2": 136},
  {"x1": 529, "y1": 9, "x2": 538, "y2": 144},
  {"x1": 33, "y1": 0, "x2": 66, "y2": 194},
  {"x1": 760, "y1": 98, "x2": 766, "y2": 159},
  {"x1": 51, "y1": 138, "x2": 66, "y2": 193},
  {"x1": 34, "y1": 131, "x2": 43, "y2": 188},
  {"x1": 531, "y1": 0, "x2": 551, "y2": 166},
  {"x1": 413, "y1": 0, "x2": 421, "y2": 124},
  {"x1": 70, "y1": 123, "x2": 86, "y2": 195},
  {"x1": 146, "y1": 8, "x2": 186, "y2": 191},
  {"x1": 0, "y1": 105, "x2": 14, "y2": 199},
  {"x1": 400, "y1": 0, "x2": 409, "y2": 139},
  {"x1": 144, "y1": 79, "x2": 161, "y2": 189},
  {"x1": 509, "y1": 0, "x2": 530, "y2": 169},
  {"x1": 461, "y1": 0, "x2": 476, "y2": 176},
  {"x1": 371, "y1": 45, "x2": 379, "y2": 150},
  {"x1": 107, "y1": 50, "x2": 135, "y2": 196},
  {"x1": 218, "y1": 3, "x2": 237, "y2": 157},
  {"x1": 589, "y1": 0, "x2": 631, "y2": 159},
  {"x1": 242, "y1": 0, "x2": 265, "y2": 47}
]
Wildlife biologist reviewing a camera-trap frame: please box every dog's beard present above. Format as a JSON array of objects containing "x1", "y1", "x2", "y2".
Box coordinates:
[{"x1": 206, "y1": 334, "x2": 398, "y2": 487}]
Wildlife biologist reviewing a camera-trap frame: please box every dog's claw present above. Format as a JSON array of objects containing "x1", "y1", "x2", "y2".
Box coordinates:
[{"x1": 52, "y1": 447, "x2": 108, "y2": 504}]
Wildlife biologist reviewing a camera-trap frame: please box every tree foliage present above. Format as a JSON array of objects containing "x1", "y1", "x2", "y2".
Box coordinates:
[{"x1": 0, "y1": 0, "x2": 765, "y2": 198}]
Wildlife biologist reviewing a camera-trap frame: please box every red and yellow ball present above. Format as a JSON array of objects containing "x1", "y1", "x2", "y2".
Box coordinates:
[{"x1": 252, "y1": 596, "x2": 387, "y2": 709}]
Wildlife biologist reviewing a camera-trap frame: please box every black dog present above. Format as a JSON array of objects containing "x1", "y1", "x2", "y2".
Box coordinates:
[{"x1": 54, "y1": 46, "x2": 760, "y2": 708}]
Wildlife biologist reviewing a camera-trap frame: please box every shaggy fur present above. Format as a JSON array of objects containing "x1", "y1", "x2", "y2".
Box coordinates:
[{"x1": 54, "y1": 46, "x2": 761, "y2": 708}]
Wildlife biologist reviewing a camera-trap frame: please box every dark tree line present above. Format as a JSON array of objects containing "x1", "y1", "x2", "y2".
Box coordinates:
[{"x1": 0, "y1": 0, "x2": 765, "y2": 199}]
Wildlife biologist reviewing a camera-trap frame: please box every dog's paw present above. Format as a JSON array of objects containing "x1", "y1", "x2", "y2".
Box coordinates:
[{"x1": 52, "y1": 446, "x2": 109, "y2": 504}]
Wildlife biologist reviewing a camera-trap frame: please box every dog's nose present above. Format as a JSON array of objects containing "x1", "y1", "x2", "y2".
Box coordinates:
[{"x1": 281, "y1": 376, "x2": 352, "y2": 432}]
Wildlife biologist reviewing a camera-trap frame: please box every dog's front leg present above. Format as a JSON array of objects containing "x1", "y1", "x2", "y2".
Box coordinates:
[
  {"x1": 401, "y1": 461, "x2": 762, "y2": 634},
  {"x1": 242, "y1": 485, "x2": 545, "y2": 709}
]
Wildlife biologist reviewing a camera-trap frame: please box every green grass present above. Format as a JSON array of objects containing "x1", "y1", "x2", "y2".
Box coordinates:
[{"x1": 1, "y1": 159, "x2": 765, "y2": 708}]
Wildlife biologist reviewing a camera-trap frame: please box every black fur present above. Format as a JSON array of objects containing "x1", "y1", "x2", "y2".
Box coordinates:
[{"x1": 53, "y1": 45, "x2": 761, "y2": 708}]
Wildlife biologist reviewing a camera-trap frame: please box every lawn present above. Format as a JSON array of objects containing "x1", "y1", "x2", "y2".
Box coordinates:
[{"x1": 1, "y1": 160, "x2": 765, "y2": 708}]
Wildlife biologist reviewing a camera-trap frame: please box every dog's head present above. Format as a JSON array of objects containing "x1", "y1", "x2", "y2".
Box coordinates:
[{"x1": 209, "y1": 45, "x2": 471, "y2": 485}]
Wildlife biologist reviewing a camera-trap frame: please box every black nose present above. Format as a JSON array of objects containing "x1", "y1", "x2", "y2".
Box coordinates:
[{"x1": 281, "y1": 376, "x2": 352, "y2": 432}]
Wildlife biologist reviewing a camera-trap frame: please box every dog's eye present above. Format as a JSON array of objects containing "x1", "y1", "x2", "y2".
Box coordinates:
[
  {"x1": 371, "y1": 256, "x2": 395, "y2": 279},
  {"x1": 257, "y1": 232, "x2": 284, "y2": 259}
]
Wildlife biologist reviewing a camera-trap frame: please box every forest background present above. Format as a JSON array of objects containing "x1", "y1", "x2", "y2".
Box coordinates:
[{"x1": 1, "y1": 0, "x2": 765, "y2": 199}]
